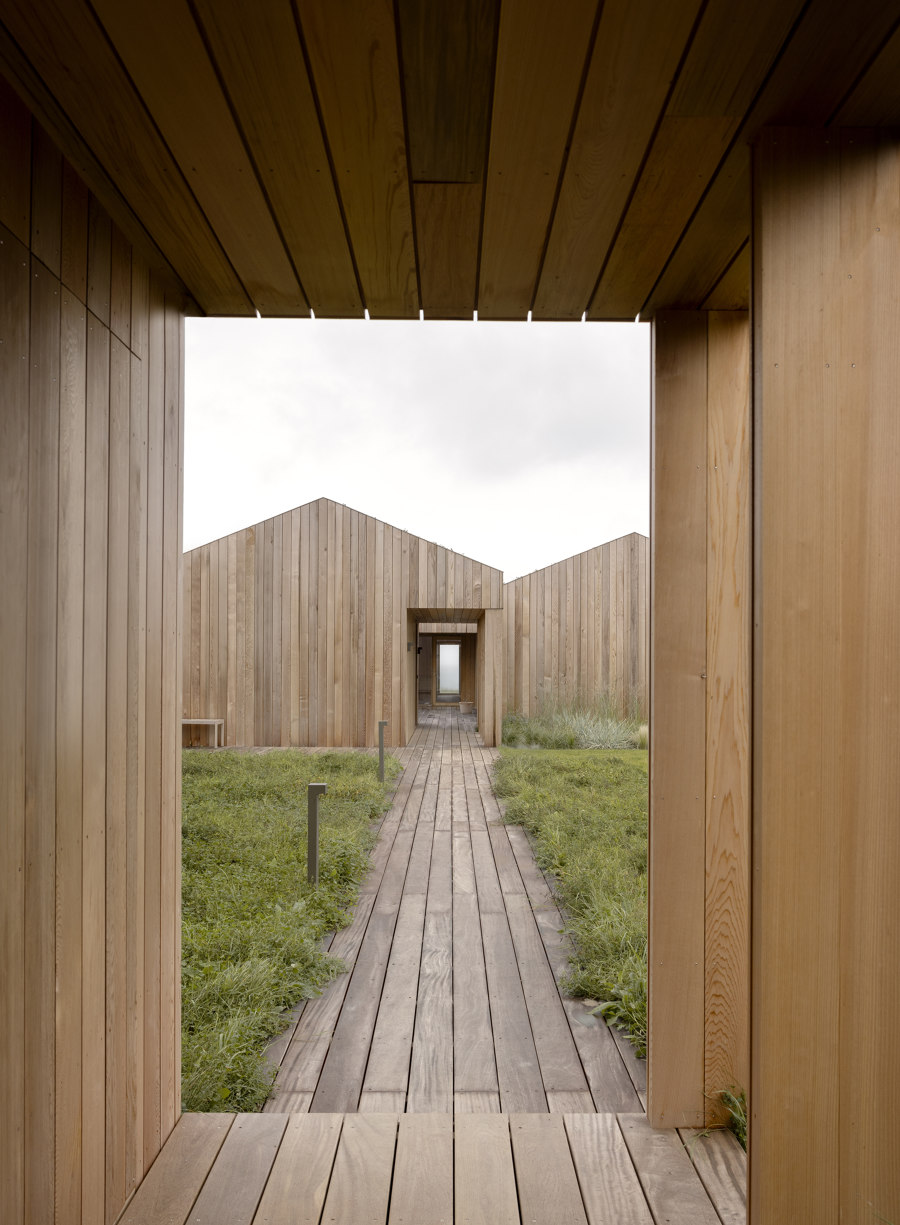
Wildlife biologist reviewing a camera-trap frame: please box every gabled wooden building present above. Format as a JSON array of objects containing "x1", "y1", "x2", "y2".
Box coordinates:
[
  {"x1": 2, "y1": 2, "x2": 900, "y2": 1223},
  {"x1": 182, "y1": 497, "x2": 505, "y2": 749},
  {"x1": 503, "y1": 533, "x2": 649, "y2": 718}
]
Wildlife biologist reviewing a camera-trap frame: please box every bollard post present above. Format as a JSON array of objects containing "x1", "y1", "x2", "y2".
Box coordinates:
[
  {"x1": 378, "y1": 720, "x2": 389, "y2": 782},
  {"x1": 307, "y1": 782, "x2": 327, "y2": 885}
]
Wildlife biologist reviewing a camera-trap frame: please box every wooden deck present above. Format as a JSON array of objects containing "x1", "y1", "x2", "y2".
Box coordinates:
[{"x1": 117, "y1": 708, "x2": 746, "y2": 1224}]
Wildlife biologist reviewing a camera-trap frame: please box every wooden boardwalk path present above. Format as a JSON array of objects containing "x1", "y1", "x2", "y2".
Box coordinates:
[{"x1": 117, "y1": 708, "x2": 746, "y2": 1224}]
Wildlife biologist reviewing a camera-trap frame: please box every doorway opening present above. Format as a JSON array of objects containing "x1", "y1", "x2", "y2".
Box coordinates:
[{"x1": 436, "y1": 641, "x2": 461, "y2": 702}]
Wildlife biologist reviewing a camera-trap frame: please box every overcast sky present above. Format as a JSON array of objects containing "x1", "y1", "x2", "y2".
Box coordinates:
[{"x1": 184, "y1": 318, "x2": 650, "y2": 581}]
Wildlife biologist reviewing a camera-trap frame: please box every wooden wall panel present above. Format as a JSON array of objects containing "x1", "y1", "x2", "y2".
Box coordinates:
[
  {"x1": 648, "y1": 310, "x2": 750, "y2": 1131},
  {"x1": 503, "y1": 535, "x2": 648, "y2": 717},
  {"x1": 752, "y1": 128, "x2": 900, "y2": 1225},
  {"x1": 183, "y1": 499, "x2": 503, "y2": 748},
  {"x1": 0, "y1": 115, "x2": 184, "y2": 1225}
]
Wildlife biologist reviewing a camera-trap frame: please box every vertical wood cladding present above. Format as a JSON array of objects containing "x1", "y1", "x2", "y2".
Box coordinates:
[
  {"x1": 183, "y1": 500, "x2": 504, "y2": 748},
  {"x1": 502, "y1": 534, "x2": 649, "y2": 717},
  {"x1": 649, "y1": 310, "x2": 750, "y2": 1130},
  {"x1": 0, "y1": 79, "x2": 185, "y2": 1225},
  {"x1": 753, "y1": 130, "x2": 900, "y2": 1225}
]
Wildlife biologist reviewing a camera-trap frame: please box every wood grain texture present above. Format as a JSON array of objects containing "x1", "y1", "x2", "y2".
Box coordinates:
[
  {"x1": 478, "y1": 0, "x2": 596, "y2": 318},
  {"x1": 117, "y1": 1113, "x2": 233, "y2": 1225},
  {"x1": 0, "y1": 121, "x2": 185, "y2": 1225},
  {"x1": 319, "y1": 1114, "x2": 398, "y2": 1223},
  {"x1": 251, "y1": 1113, "x2": 342, "y2": 1225},
  {"x1": 183, "y1": 498, "x2": 503, "y2": 748},
  {"x1": 454, "y1": 1114, "x2": 519, "y2": 1225},
  {"x1": 0, "y1": 219, "x2": 30, "y2": 1225},
  {"x1": 398, "y1": 0, "x2": 496, "y2": 184},
  {"x1": 188, "y1": 1114, "x2": 288, "y2": 1225},
  {"x1": 388, "y1": 1113, "x2": 453, "y2": 1225},
  {"x1": 510, "y1": 1113, "x2": 588, "y2": 1224},
  {"x1": 678, "y1": 1127, "x2": 746, "y2": 1225},
  {"x1": 565, "y1": 1113, "x2": 654, "y2": 1225},
  {"x1": 618, "y1": 1114, "x2": 721, "y2": 1225},
  {"x1": 703, "y1": 312, "x2": 750, "y2": 1120},
  {"x1": 297, "y1": 0, "x2": 417, "y2": 318},
  {"x1": 752, "y1": 127, "x2": 900, "y2": 1225},
  {"x1": 503, "y1": 534, "x2": 648, "y2": 717},
  {"x1": 649, "y1": 312, "x2": 707, "y2": 1128},
  {"x1": 649, "y1": 309, "x2": 751, "y2": 1130},
  {"x1": 414, "y1": 183, "x2": 480, "y2": 318},
  {"x1": 533, "y1": 0, "x2": 703, "y2": 320}
]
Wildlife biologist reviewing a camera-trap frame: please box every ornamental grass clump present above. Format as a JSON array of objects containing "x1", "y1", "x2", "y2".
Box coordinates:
[
  {"x1": 501, "y1": 695, "x2": 647, "y2": 751},
  {"x1": 492, "y1": 747, "x2": 648, "y2": 1054},
  {"x1": 181, "y1": 748, "x2": 399, "y2": 1112}
]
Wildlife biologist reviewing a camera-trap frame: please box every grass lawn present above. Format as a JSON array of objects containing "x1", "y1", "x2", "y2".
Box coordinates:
[
  {"x1": 181, "y1": 748, "x2": 400, "y2": 1112},
  {"x1": 492, "y1": 746, "x2": 648, "y2": 1054}
]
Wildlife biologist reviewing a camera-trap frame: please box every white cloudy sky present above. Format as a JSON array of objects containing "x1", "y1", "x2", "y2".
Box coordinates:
[{"x1": 184, "y1": 318, "x2": 650, "y2": 581}]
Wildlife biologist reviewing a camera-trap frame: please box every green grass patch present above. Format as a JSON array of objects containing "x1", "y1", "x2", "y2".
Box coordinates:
[
  {"x1": 492, "y1": 747, "x2": 648, "y2": 1054},
  {"x1": 502, "y1": 696, "x2": 647, "y2": 751},
  {"x1": 181, "y1": 748, "x2": 400, "y2": 1112}
]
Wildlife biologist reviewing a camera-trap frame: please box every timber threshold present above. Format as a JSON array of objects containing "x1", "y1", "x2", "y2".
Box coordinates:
[{"x1": 115, "y1": 1110, "x2": 746, "y2": 1224}]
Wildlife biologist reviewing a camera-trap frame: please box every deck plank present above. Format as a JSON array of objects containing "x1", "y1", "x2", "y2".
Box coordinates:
[
  {"x1": 452, "y1": 893, "x2": 498, "y2": 1095},
  {"x1": 480, "y1": 911, "x2": 547, "y2": 1112},
  {"x1": 361, "y1": 893, "x2": 427, "y2": 1097},
  {"x1": 116, "y1": 1113, "x2": 234, "y2": 1225},
  {"x1": 188, "y1": 1114, "x2": 288, "y2": 1225},
  {"x1": 618, "y1": 1114, "x2": 721, "y2": 1225},
  {"x1": 251, "y1": 1114, "x2": 342, "y2": 1225},
  {"x1": 505, "y1": 893, "x2": 591, "y2": 1094},
  {"x1": 388, "y1": 1114, "x2": 453, "y2": 1225},
  {"x1": 565, "y1": 1113, "x2": 654, "y2": 1225},
  {"x1": 678, "y1": 1128, "x2": 747, "y2": 1225},
  {"x1": 310, "y1": 909, "x2": 399, "y2": 1112},
  {"x1": 320, "y1": 1114, "x2": 398, "y2": 1224},
  {"x1": 454, "y1": 1114, "x2": 520, "y2": 1225},
  {"x1": 510, "y1": 1113, "x2": 589, "y2": 1225}
]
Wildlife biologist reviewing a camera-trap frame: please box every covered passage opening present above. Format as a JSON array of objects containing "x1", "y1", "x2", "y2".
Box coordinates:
[{"x1": 406, "y1": 610, "x2": 503, "y2": 747}]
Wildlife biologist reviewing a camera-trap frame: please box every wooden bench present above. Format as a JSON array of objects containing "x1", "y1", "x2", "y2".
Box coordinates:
[{"x1": 182, "y1": 718, "x2": 225, "y2": 748}]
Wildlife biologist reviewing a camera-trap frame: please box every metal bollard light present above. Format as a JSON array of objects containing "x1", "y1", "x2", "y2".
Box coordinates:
[
  {"x1": 378, "y1": 720, "x2": 389, "y2": 782},
  {"x1": 307, "y1": 782, "x2": 327, "y2": 885}
]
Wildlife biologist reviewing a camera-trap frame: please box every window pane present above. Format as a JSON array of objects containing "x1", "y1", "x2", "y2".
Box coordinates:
[{"x1": 438, "y1": 643, "x2": 460, "y2": 694}]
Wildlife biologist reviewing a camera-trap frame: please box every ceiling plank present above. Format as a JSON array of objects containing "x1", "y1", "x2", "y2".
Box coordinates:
[
  {"x1": 415, "y1": 183, "x2": 480, "y2": 319},
  {"x1": 701, "y1": 244, "x2": 750, "y2": 311},
  {"x1": 636, "y1": 0, "x2": 900, "y2": 323},
  {"x1": 833, "y1": 21, "x2": 900, "y2": 125},
  {"x1": 91, "y1": 0, "x2": 307, "y2": 316},
  {"x1": 642, "y1": 144, "x2": 750, "y2": 316},
  {"x1": 589, "y1": 114, "x2": 735, "y2": 320},
  {"x1": 589, "y1": 0, "x2": 804, "y2": 320},
  {"x1": 753, "y1": 0, "x2": 900, "y2": 127},
  {"x1": 0, "y1": 1, "x2": 247, "y2": 313},
  {"x1": 532, "y1": 0, "x2": 703, "y2": 321},
  {"x1": 476, "y1": 0, "x2": 597, "y2": 320},
  {"x1": 190, "y1": 0, "x2": 362, "y2": 317},
  {"x1": 397, "y1": 0, "x2": 497, "y2": 183},
  {"x1": 297, "y1": 0, "x2": 418, "y2": 319}
]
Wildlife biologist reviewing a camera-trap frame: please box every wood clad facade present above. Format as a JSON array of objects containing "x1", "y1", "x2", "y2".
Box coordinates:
[
  {"x1": 649, "y1": 312, "x2": 751, "y2": 1130},
  {"x1": 182, "y1": 499, "x2": 504, "y2": 749},
  {"x1": 752, "y1": 130, "x2": 900, "y2": 1225},
  {"x1": 0, "y1": 83, "x2": 185, "y2": 1225},
  {"x1": 503, "y1": 535, "x2": 649, "y2": 718}
]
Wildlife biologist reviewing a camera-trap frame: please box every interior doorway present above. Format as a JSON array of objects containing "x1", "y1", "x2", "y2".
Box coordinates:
[{"x1": 436, "y1": 641, "x2": 461, "y2": 702}]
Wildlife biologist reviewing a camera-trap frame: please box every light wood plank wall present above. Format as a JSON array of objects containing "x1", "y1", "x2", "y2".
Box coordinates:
[
  {"x1": 183, "y1": 498, "x2": 504, "y2": 748},
  {"x1": 503, "y1": 534, "x2": 649, "y2": 718},
  {"x1": 649, "y1": 310, "x2": 750, "y2": 1129},
  {"x1": 0, "y1": 79, "x2": 184, "y2": 1225},
  {"x1": 752, "y1": 129, "x2": 900, "y2": 1225}
]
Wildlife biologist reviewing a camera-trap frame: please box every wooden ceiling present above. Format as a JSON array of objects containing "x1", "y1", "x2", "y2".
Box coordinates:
[{"x1": 1, "y1": 0, "x2": 899, "y2": 320}]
